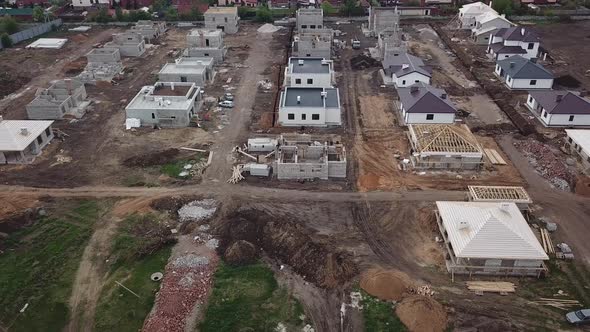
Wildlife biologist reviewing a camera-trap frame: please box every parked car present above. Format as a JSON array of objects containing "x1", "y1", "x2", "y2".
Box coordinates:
[
  {"x1": 223, "y1": 93, "x2": 234, "y2": 101},
  {"x1": 566, "y1": 309, "x2": 590, "y2": 325},
  {"x1": 218, "y1": 100, "x2": 234, "y2": 108}
]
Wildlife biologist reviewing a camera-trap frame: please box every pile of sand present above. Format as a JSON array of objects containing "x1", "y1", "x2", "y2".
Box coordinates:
[
  {"x1": 359, "y1": 268, "x2": 413, "y2": 301},
  {"x1": 257, "y1": 23, "x2": 283, "y2": 34},
  {"x1": 395, "y1": 295, "x2": 447, "y2": 332}
]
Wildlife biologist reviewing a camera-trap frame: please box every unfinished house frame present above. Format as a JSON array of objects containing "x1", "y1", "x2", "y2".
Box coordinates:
[
  {"x1": 104, "y1": 32, "x2": 146, "y2": 57},
  {"x1": 367, "y1": 6, "x2": 434, "y2": 36},
  {"x1": 292, "y1": 30, "x2": 332, "y2": 59},
  {"x1": 125, "y1": 82, "x2": 203, "y2": 128},
  {"x1": 0, "y1": 119, "x2": 54, "y2": 164},
  {"x1": 130, "y1": 20, "x2": 166, "y2": 42},
  {"x1": 78, "y1": 48, "x2": 123, "y2": 84},
  {"x1": 26, "y1": 79, "x2": 89, "y2": 120},
  {"x1": 435, "y1": 201, "x2": 548, "y2": 279},
  {"x1": 284, "y1": 57, "x2": 334, "y2": 88},
  {"x1": 183, "y1": 29, "x2": 226, "y2": 63},
  {"x1": 275, "y1": 134, "x2": 346, "y2": 180},
  {"x1": 204, "y1": 7, "x2": 239, "y2": 34},
  {"x1": 158, "y1": 57, "x2": 215, "y2": 86},
  {"x1": 296, "y1": 7, "x2": 323, "y2": 31},
  {"x1": 408, "y1": 124, "x2": 484, "y2": 169},
  {"x1": 468, "y1": 185, "x2": 532, "y2": 210}
]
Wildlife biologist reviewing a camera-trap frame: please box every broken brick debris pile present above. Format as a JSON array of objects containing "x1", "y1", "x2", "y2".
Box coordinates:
[{"x1": 514, "y1": 139, "x2": 574, "y2": 191}]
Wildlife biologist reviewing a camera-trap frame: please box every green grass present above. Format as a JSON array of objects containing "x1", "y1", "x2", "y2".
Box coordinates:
[
  {"x1": 93, "y1": 245, "x2": 172, "y2": 332},
  {"x1": 360, "y1": 290, "x2": 407, "y2": 332},
  {"x1": 199, "y1": 262, "x2": 306, "y2": 332},
  {"x1": 0, "y1": 200, "x2": 101, "y2": 332},
  {"x1": 159, "y1": 152, "x2": 206, "y2": 179}
]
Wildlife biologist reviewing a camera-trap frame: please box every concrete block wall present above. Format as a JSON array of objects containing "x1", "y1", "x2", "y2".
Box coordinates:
[
  {"x1": 276, "y1": 162, "x2": 329, "y2": 180},
  {"x1": 86, "y1": 48, "x2": 121, "y2": 63},
  {"x1": 183, "y1": 47, "x2": 226, "y2": 62},
  {"x1": 187, "y1": 29, "x2": 224, "y2": 48},
  {"x1": 158, "y1": 72, "x2": 206, "y2": 87},
  {"x1": 327, "y1": 161, "x2": 346, "y2": 178}
]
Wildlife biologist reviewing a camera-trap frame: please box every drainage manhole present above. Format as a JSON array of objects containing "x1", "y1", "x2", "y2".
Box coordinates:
[{"x1": 150, "y1": 272, "x2": 163, "y2": 281}]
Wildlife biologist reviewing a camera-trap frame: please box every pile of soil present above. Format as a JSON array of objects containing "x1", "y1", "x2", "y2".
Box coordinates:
[
  {"x1": 62, "y1": 57, "x2": 88, "y2": 76},
  {"x1": 395, "y1": 295, "x2": 447, "y2": 332},
  {"x1": 350, "y1": 54, "x2": 380, "y2": 70},
  {"x1": 216, "y1": 209, "x2": 358, "y2": 288},
  {"x1": 224, "y1": 240, "x2": 258, "y2": 265},
  {"x1": 0, "y1": 68, "x2": 30, "y2": 98},
  {"x1": 359, "y1": 268, "x2": 413, "y2": 301},
  {"x1": 150, "y1": 195, "x2": 204, "y2": 214},
  {"x1": 123, "y1": 148, "x2": 180, "y2": 167}
]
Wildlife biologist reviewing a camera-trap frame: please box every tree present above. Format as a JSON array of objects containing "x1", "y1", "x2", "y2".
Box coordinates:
[
  {"x1": 340, "y1": 0, "x2": 364, "y2": 16},
  {"x1": 94, "y1": 7, "x2": 112, "y2": 22},
  {"x1": 0, "y1": 16, "x2": 19, "y2": 34},
  {"x1": 491, "y1": 0, "x2": 513, "y2": 15},
  {"x1": 115, "y1": 6, "x2": 126, "y2": 21},
  {"x1": 165, "y1": 6, "x2": 178, "y2": 20},
  {"x1": 33, "y1": 5, "x2": 45, "y2": 22},
  {"x1": 255, "y1": 5, "x2": 272, "y2": 22},
  {"x1": 321, "y1": 1, "x2": 336, "y2": 15},
  {"x1": 1, "y1": 33, "x2": 12, "y2": 47},
  {"x1": 189, "y1": 6, "x2": 203, "y2": 20},
  {"x1": 152, "y1": 0, "x2": 167, "y2": 12}
]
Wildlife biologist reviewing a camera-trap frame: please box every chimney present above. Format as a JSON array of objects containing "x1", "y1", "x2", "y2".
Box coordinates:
[
  {"x1": 509, "y1": 62, "x2": 515, "y2": 68},
  {"x1": 441, "y1": 93, "x2": 447, "y2": 99},
  {"x1": 556, "y1": 94, "x2": 563, "y2": 102},
  {"x1": 298, "y1": 59, "x2": 304, "y2": 65},
  {"x1": 0, "y1": 115, "x2": 3, "y2": 122},
  {"x1": 20, "y1": 127, "x2": 29, "y2": 136},
  {"x1": 297, "y1": 95, "x2": 301, "y2": 104},
  {"x1": 521, "y1": 27, "x2": 525, "y2": 36},
  {"x1": 410, "y1": 86, "x2": 419, "y2": 94},
  {"x1": 402, "y1": 63, "x2": 409, "y2": 70},
  {"x1": 170, "y1": 82, "x2": 175, "y2": 90},
  {"x1": 457, "y1": 220, "x2": 469, "y2": 230},
  {"x1": 500, "y1": 203, "x2": 511, "y2": 213}
]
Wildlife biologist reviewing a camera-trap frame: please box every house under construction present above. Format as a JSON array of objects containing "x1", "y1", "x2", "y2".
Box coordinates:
[
  {"x1": 408, "y1": 124, "x2": 484, "y2": 169},
  {"x1": 468, "y1": 185, "x2": 532, "y2": 210}
]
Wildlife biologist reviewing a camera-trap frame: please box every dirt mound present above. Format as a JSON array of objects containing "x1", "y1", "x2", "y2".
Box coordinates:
[
  {"x1": 359, "y1": 268, "x2": 413, "y2": 301},
  {"x1": 350, "y1": 54, "x2": 380, "y2": 70},
  {"x1": 0, "y1": 67, "x2": 31, "y2": 98},
  {"x1": 395, "y1": 295, "x2": 447, "y2": 332},
  {"x1": 62, "y1": 57, "x2": 88, "y2": 76},
  {"x1": 224, "y1": 240, "x2": 258, "y2": 265},
  {"x1": 122, "y1": 148, "x2": 180, "y2": 167},
  {"x1": 150, "y1": 195, "x2": 204, "y2": 213},
  {"x1": 217, "y1": 209, "x2": 358, "y2": 288}
]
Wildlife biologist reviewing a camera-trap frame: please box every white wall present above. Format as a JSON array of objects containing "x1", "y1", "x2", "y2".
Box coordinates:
[
  {"x1": 494, "y1": 51, "x2": 526, "y2": 60},
  {"x1": 505, "y1": 40, "x2": 539, "y2": 59},
  {"x1": 506, "y1": 76, "x2": 553, "y2": 90},
  {"x1": 404, "y1": 112, "x2": 455, "y2": 124},
  {"x1": 394, "y1": 72, "x2": 431, "y2": 87},
  {"x1": 545, "y1": 113, "x2": 590, "y2": 126},
  {"x1": 279, "y1": 106, "x2": 341, "y2": 127},
  {"x1": 288, "y1": 72, "x2": 332, "y2": 88}
]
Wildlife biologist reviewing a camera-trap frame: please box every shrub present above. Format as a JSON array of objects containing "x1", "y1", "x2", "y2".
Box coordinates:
[{"x1": 1, "y1": 33, "x2": 12, "y2": 47}]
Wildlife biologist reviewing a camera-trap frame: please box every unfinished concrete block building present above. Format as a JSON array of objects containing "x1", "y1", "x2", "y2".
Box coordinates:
[
  {"x1": 78, "y1": 48, "x2": 123, "y2": 84},
  {"x1": 296, "y1": 8, "x2": 324, "y2": 31},
  {"x1": 204, "y1": 7, "x2": 239, "y2": 34},
  {"x1": 104, "y1": 32, "x2": 146, "y2": 57},
  {"x1": 158, "y1": 57, "x2": 215, "y2": 86},
  {"x1": 130, "y1": 20, "x2": 166, "y2": 41},
  {"x1": 183, "y1": 29, "x2": 226, "y2": 62},
  {"x1": 26, "y1": 79, "x2": 89, "y2": 120},
  {"x1": 407, "y1": 124, "x2": 484, "y2": 169},
  {"x1": 292, "y1": 30, "x2": 332, "y2": 59},
  {"x1": 0, "y1": 119, "x2": 54, "y2": 164},
  {"x1": 125, "y1": 82, "x2": 202, "y2": 128},
  {"x1": 275, "y1": 134, "x2": 346, "y2": 180}
]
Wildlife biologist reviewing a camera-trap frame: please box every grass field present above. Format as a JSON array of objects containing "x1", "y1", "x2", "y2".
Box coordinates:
[
  {"x1": 360, "y1": 290, "x2": 407, "y2": 332},
  {"x1": 199, "y1": 262, "x2": 307, "y2": 332},
  {"x1": 160, "y1": 152, "x2": 206, "y2": 179},
  {"x1": 93, "y1": 214, "x2": 173, "y2": 332},
  {"x1": 0, "y1": 200, "x2": 102, "y2": 332}
]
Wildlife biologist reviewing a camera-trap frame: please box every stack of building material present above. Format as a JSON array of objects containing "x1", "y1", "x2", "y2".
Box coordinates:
[{"x1": 466, "y1": 281, "x2": 516, "y2": 294}]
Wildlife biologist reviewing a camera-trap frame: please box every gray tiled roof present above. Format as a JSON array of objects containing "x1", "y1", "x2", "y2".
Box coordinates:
[
  {"x1": 494, "y1": 26, "x2": 540, "y2": 42},
  {"x1": 496, "y1": 56, "x2": 553, "y2": 80},
  {"x1": 490, "y1": 43, "x2": 527, "y2": 54},
  {"x1": 283, "y1": 87, "x2": 339, "y2": 108},
  {"x1": 383, "y1": 53, "x2": 432, "y2": 78},
  {"x1": 529, "y1": 91, "x2": 590, "y2": 115},
  {"x1": 398, "y1": 83, "x2": 456, "y2": 114}
]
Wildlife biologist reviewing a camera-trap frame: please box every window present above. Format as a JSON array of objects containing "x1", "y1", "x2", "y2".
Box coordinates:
[
  {"x1": 288, "y1": 113, "x2": 295, "y2": 120},
  {"x1": 426, "y1": 114, "x2": 434, "y2": 120},
  {"x1": 530, "y1": 80, "x2": 537, "y2": 86},
  {"x1": 206, "y1": 39, "x2": 210, "y2": 47},
  {"x1": 541, "y1": 110, "x2": 547, "y2": 118},
  {"x1": 152, "y1": 113, "x2": 155, "y2": 119},
  {"x1": 415, "y1": 80, "x2": 420, "y2": 83},
  {"x1": 295, "y1": 78, "x2": 302, "y2": 84},
  {"x1": 568, "y1": 137, "x2": 573, "y2": 143},
  {"x1": 507, "y1": 76, "x2": 511, "y2": 82},
  {"x1": 224, "y1": 17, "x2": 228, "y2": 23},
  {"x1": 307, "y1": 78, "x2": 313, "y2": 84},
  {"x1": 310, "y1": 25, "x2": 316, "y2": 29},
  {"x1": 394, "y1": 53, "x2": 399, "y2": 56},
  {"x1": 318, "y1": 25, "x2": 322, "y2": 28},
  {"x1": 204, "y1": 53, "x2": 209, "y2": 56},
  {"x1": 45, "y1": 128, "x2": 51, "y2": 136},
  {"x1": 528, "y1": 96, "x2": 533, "y2": 103},
  {"x1": 569, "y1": 115, "x2": 575, "y2": 122},
  {"x1": 528, "y1": 42, "x2": 534, "y2": 50},
  {"x1": 302, "y1": 114, "x2": 306, "y2": 120},
  {"x1": 312, "y1": 114, "x2": 320, "y2": 120},
  {"x1": 402, "y1": 80, "x2": 406, "y2": 85},
  {"x1": 36, "y1": 136, "x2": 43, "y2": 145},
  {"x1": 180, "y1": 76, "x2": 187, "y2": 82},
  {"x1": 212, "y1": 17, "x2": 215, "y2": 22},
  {"x1": 302, "y1": 25, "x2": 307, "y2": 28}
]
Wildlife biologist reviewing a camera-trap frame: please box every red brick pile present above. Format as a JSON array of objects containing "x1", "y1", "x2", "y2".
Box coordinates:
[{"x1": 514, "y1": 139, "x2": 574, "y2": 191}]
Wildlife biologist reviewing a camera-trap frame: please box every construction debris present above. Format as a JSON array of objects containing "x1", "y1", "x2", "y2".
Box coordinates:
[
  {"x1": 350, "y1": 54, "x2": 380, "y2": 70},
  {"x1": 408, "y1": 284, "x2": 435, "y2": 297},
  {"x1": 514, "y1": 139, "x2": 574, "y2": 191},
  {"x1": 484, "y1": 148, "x2": 507, "y2": 165},
  {"x1": 227, "y1": 165, "x2": 245, "y2": 184},
  {"x1": 532, "y1": 298, "x2": 580, "y2": 310},
  {"x1": 539, "y1": 228, "x2": 555, "y2": 255},
  {"x1": 177, "y1": 199, "x2": 218, "y2": 222},
  {"x1": 466, "y1": 281, "x2": 516, "y2": 294}
]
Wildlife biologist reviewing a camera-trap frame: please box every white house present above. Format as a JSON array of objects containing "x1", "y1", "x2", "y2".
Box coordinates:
[
  {"x1": 527, "y1": 91, "x2": 590, "y2": 127},
  {"x1": 435, "y1": 201, "x2": 548, "y2": 277},
  {"x1": 458, "y1": 2, "x2": 497, "y2": 30},
  {"x1": 278, "y1": 87, "x2": 341, "y2": 127},
  {"x1": 488, "y1": 27, "x2": 541, "y2": 60},
  {"x1": 0, "y1": 118, "x2": 54, "y2": 164},
  {"x1": 471, "y1": 12, "x2": 514, "y2": 45},
  {"x1": 284, "y1": 57, "x2": 334, "y2": 88},
  {"x1": 565, "y1": 129, "x2": 590, "y2": 172},
  {"x1": 494, "y1": 56, "x2": 553, "y2": 90},
  {"x1": 73, "y1": 0, "x2": 110, "y2": 7},
  {"x1": 397, "y1": 83, "x2": 456, "y2": 124},
  {"x1": 381, "y1": 52, "x2": 431, "y2": 87}
]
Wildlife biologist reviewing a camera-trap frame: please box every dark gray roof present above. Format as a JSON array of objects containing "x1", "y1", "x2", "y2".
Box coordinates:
[
  {"x1": 290, "y1": 57, "x2": 330, "y2": 74},
  {"x1": 494, "y1": 26, "x2": 540, "y2": 43},
  {"x1": 382, "y1": 52, "x2": 432, "y2": 78},
  {"x1": 490, "y1": 43, "x2": 527, "y2": 55},
  {"x1": 398, "y1": 83, "x2": 456, "y2": 114},
  {"x1": 497, "y1": 56, "x2": 553, "y2": 80},
  {"x1": 529, "y1": 91, "x2": 590, "y2": 115},
  {"x1": 283, "y1": 87, "x2": 339, "y2": 108}
]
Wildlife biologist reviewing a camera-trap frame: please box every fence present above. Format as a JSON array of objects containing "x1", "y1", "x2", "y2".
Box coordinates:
[{"x1": 0, "y1": 19, "x2": 63, "y2": 50}]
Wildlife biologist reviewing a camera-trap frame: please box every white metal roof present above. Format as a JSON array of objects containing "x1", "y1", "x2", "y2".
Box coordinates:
[
  {"x1": 459, "y1": 2, "x2": 497, "y2": 15},
  {"x1": 566, "y1": 129, "x2": 590, "y2": 158},
  {"x1": 0, "y1": 120, "x2": 53, "y2": 151},
  {"x1": 436, "y1": 201, "x2": 548, "y2": 260}
]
